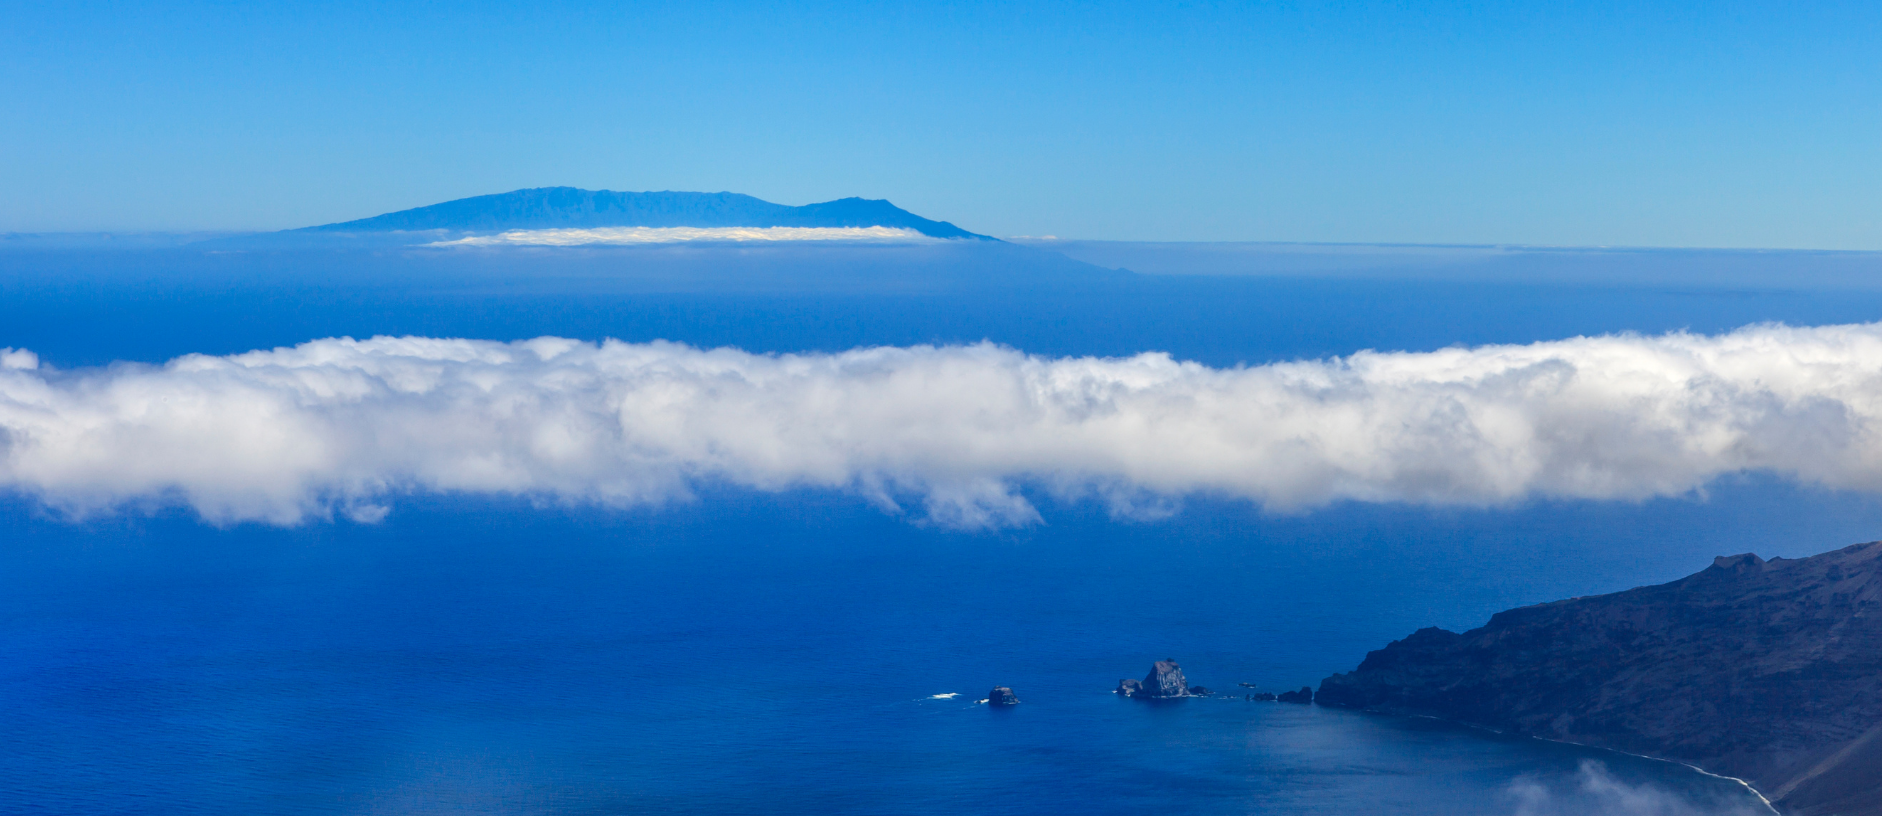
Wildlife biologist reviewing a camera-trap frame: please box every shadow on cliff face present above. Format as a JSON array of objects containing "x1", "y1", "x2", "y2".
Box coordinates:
[{"x1": 1507, "y1": 761, "x2": 1771, "y2": 816}]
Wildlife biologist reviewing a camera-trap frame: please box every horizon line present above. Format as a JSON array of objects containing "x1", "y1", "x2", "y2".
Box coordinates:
[{"x1": 8, "y1": 229, "x2": 1882, "y2": 256}]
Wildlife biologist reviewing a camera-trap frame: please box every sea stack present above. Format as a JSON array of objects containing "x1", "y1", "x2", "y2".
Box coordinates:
[
  {"x1": 1117, "y1": 659, "x2": 1190, "y2": 698},
  {"x1": 987, "y1": 686, "x2": 1020, "y2": 706},
  {"x1": 1317, "y1": 541, "x2": 1882, "y2": 816},
  {"x1": 1146, "y1": 659, "x2": 1188, "y2": 697}
]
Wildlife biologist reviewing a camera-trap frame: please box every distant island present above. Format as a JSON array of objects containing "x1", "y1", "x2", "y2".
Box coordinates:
[
  {"x1": 1318, "y1": 542, "x2": 1882, "y2": 816},
  {"x1": 299, "y1": 187, "x2": 993, "y2": 240}
]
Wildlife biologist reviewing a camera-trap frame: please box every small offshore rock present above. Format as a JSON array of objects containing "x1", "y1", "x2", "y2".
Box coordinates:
[
  {"x1": 1189, "y1": 686, "x2": 1213, "y2": 696},
  {"x1": 988, "y1": 686, "x2": 1020, "y2": 706},
  {"x1": 1253, "y1": 692, "x2": 1277, "y2": 701},
  {"x1": 1237, "y1": 682, "x2": 1259, "y2": 689},
  {"x1": 1276, "y1": 686, "x2": 1314, "y2": 704},
  {"x1": 1115, "y1": 678, "x2": 1144, "y2": 697}
]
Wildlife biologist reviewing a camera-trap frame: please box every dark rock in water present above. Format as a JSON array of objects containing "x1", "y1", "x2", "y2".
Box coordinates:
[
  {"x1": 1275, "y1": 687, "x2": 1313, "y2": 704},
  {"x1": 1237, "y1": 682, "x2": 1259, "y2": 689},
  {"x1": 1253, "y1": 692, "x2": 1277, "y2": 702},
  {"x1": 1117, "y1": 659, "x2": 1190, "y2": 698},
  {"x1": 1144, "y1": 659, "x2": 1189, "y2": 698},
  {"x1": 1189, "y1": 686, "x2": 1213, "y2": 696},
  {"x1": 1317, "y1": 541, "x2": 1882, "y2": 816},
  {"x1": 987, "y1": 687, "x2": 1019, "y2": 706}
]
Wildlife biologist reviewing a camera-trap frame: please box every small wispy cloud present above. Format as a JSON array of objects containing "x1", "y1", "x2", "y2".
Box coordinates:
[
  {"x1": 431, "y1": 226, "x2": 939, "y2": 246},
  {"x1": 7, "y1": 322, "x2": 1882, "y2": 527},
  {"x1": 1508, "y1": 760, "x2": 1770, "y2": 816}
]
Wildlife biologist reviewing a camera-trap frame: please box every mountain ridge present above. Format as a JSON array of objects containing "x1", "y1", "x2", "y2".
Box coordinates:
[{"x1": 301, "y1": 187, "x2": 993, "y2": 240}]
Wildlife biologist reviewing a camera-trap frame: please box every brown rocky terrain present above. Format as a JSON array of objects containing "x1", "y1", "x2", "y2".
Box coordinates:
[{"x1": 1318, "y1": 541, "x2": 1882, "y2": 816}]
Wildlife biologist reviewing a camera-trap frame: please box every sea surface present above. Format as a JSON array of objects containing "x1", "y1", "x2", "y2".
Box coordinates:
[{"x1": 7, "y1": 239, "x2": 1877, "y2": 814}]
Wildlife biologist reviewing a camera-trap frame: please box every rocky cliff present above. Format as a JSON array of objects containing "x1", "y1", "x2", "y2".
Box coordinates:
[{"x1": 1318, "y1": 542, "x2": 1882, "y2": 816}]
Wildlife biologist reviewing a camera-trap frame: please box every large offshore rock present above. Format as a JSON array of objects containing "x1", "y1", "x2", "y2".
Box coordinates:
[
  {"x1": 987, "y1": 686, "x2": 1020, "y2": 706},
  {"x1": 1317, "y1": 542, "x2": 1882, "y2": 816},
  {"x1": 1143, "y1": 659, "x2": 1189, "y2": 698},
  {"x1": 1117, "y1": 660, "x2": 1190, "y2": 698}
]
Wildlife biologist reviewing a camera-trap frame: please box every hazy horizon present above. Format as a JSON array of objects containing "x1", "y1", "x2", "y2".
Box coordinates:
[{"x1": 7, "y1": 2, "x2": 1881, "y2": 248}]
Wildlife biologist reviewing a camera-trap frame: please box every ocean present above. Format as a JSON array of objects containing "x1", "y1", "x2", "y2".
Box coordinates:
[{"x1": 5, "y1": 239, "x2": 1871, "y2": 814}]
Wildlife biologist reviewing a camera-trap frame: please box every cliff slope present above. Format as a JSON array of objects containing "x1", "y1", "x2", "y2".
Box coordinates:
[{"x1": 1318, "y1": 542, "x2": 1882, "y2": 816}]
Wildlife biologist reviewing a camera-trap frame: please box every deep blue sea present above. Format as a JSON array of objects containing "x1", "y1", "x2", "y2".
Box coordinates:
[{"x1": 8, "y1": 239, "x2": 1879, "y2": 814}]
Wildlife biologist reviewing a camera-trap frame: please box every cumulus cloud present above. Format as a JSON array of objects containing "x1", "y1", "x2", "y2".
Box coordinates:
[
  {"x1": 8, "y1": 322, "x2": 1882, "y2": 526},
  {"x1": 431, "y1": 226, "x2": 939, "y2": 247}
]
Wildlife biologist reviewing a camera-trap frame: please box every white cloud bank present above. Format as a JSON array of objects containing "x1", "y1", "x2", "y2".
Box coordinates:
[
  {"x1": 7, "y1": 323, "x2": 1882, "y2": 527},
  {"x1": 431, "y1": 226, "x2": 939, "y2": 247}
]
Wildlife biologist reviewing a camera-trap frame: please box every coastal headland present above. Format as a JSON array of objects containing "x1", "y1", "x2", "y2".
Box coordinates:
[{"x1": 1319, "y1": 542, "x2": 1882, "y2": 815}]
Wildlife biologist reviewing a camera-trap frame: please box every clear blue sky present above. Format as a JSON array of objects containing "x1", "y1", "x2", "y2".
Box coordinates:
[{"x1": 3, "y1": 1, "x2": 1878, "y2": 247}]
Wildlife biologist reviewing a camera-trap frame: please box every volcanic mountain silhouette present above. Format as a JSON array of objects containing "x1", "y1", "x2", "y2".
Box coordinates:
[{"x1": 303, "y1": 187, "x2": 992, "y2": 240}]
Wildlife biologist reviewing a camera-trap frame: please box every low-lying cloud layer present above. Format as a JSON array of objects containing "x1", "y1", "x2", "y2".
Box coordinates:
[
  {"x1": 432, "y1": 226, "x2": 939, "y2": 246},
  {"x1": 6, "y1": 323, "x2": 1882, "y2": 527}
]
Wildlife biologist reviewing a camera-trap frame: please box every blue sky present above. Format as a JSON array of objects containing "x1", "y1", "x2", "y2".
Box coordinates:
[{"x1": 3, "y1": 0, "x2": 1878, "y2": 247}]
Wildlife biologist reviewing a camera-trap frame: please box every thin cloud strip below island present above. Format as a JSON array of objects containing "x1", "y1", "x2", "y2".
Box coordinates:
[
  {"x1": 5, "y1": 324, "x2": 1882, "y2": 528},
  {"x1": 430, "y1": 225, "x2": 943, "y2": 246}
]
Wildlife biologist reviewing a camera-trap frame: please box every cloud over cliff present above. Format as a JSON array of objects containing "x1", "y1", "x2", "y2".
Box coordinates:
[
  {"x1": 7, "y1": 323, "x2": 1882, "y2": 527},
  {"x1": 1507, "y1": 760, "x2": 1770, "y2": 816}
]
